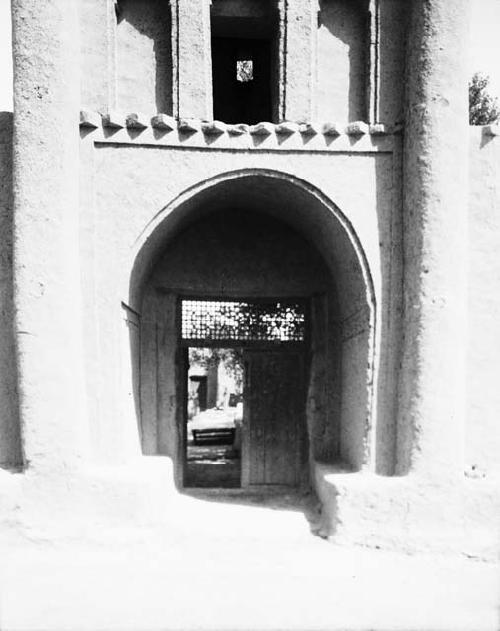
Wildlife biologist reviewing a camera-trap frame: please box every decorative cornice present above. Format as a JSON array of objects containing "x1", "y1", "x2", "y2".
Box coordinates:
[{"x1": 79, "y1": 111, "x2": 401, "y2": 152}]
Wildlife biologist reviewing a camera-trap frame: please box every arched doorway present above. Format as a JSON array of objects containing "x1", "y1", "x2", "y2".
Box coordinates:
[{"x1": 129, "y1": 170, "x2": 375, "y2": 492}]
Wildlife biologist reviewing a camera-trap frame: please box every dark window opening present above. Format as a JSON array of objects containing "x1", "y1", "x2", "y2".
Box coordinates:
[
  {"x1": 212, "y1": 37, "x2": 272, "y2": 124},
  {"x1": 210, "y1": 1, "x2": 278, "y2": 124}
]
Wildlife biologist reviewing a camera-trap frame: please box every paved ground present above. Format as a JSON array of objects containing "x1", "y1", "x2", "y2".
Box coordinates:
[{"x1": 1, "y1": 492, "x2": 499, "y2": 631}]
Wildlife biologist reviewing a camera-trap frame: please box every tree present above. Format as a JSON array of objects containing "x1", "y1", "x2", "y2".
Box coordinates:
[
  {"x1": 188, "y1": 347, "x2": 244, "y2": 391},
  {"x1": 469, "y1": 73, "x2": 500, "y2": 125}
]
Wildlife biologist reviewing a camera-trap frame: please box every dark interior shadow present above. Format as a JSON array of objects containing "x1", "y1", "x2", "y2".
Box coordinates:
[
  {"x1": 123, "y1": 302, "x2": 143, "y2": 449},
  {"x1": 373, "y1": 142, "x2": 401, "y2": 475},
  {"x1": 319, "y1": 0, "x2": 369, "y2": 122},
  {"x1": 0, "y1": 112, "x2": 23, "y2": 471}
]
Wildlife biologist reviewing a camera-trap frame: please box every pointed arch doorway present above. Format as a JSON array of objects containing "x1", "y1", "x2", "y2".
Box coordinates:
[{"x1": 130, "y1": 170, "x2": 377, "y2": 499}]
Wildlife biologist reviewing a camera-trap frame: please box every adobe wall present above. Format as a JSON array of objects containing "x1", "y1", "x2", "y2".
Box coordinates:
[
  {"x1": 315, "y1": 0, "x2": 407, "y2": 123},
  {"x1": 78, "y1": 127, "x2": 400, "y2": 472},
  {"x1": 316, "y1": 0, "x2": 368, "y2": 121},
  {"x1": 80, "y1": 0, "x2": 116, "y2": 111},
  {"x1": 0, "y1": 112, "x2": 21, "y2": 469},
  {"x1": 116, "y1": 0, "x2": 172, "y2": 114},
  {"x1": 467, "y1": 127, "x2": 500, "y2": 474},
  {"x1": 80, "y1": 0, "x2": 407, "y2": 124},
  {"x1": 1, "y1": 0, "x2": 497, "y2": 561}
]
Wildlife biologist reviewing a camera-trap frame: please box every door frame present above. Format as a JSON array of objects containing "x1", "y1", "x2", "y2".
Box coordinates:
[{"x1": 176, "y1": 294, "x2": 310, "y2": 490}]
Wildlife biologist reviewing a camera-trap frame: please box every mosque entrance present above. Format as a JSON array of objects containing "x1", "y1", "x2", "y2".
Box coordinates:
[{"x1": 180, "y1": 298, "x2": 308, "y2": 490}]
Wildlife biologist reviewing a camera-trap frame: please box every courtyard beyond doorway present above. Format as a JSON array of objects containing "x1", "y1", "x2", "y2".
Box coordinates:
[{"x1": 179, "y1": 299, "x2": 308, "y2": 491}]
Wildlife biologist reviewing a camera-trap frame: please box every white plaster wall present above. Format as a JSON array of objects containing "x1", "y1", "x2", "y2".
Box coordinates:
[
  {"x1": 88, "y1": 147, "x2": 389, "y2": 303},
  {"x1": 80, "y1": 0, "x2": 116, "y2": 111},
  {"x1": 467, "y1": 129, "x2": 500, "y2": 474},
  {"x1": 315, "y1": 0, "x2": 406, "y2": 124},
  {"x1": 316, "y1": 0, "x2": 367, "y2": 122},
  {"x1": 116, "y1": 0, "x2": 172, "y2": 114},
  {"x1": 12, "y1": 0, "x2": 88, "y2": 471}
]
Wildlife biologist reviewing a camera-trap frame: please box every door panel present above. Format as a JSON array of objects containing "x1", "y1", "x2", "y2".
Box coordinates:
[
  {"x1": 176, "y1": 346, "x2": 188, "y2": 487},
  {"x1": 243, "y1": 351, "x2": 305, "y2": 486}
]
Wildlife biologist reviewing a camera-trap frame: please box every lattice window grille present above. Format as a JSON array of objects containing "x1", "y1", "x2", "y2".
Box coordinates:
[{"x1": 181, "y1": 300, "x2": 305, "y2": 342}]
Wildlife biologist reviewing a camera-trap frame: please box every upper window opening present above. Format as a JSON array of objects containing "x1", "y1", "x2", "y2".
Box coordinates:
[{"x1": 211, "y1": 0, "x2": 278, "y2": 124}]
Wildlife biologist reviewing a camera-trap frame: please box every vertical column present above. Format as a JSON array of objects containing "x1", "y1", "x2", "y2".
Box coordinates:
[
  {"x1": 367, "y1": 0, "x2": 380, "y2": 124},
  {"x1": 11, "y1": 1, "x2": 88, "y2": 469},
  {"x1": 282, "y1": 0, "x2": 319, "y2": 123},
  {"x1": 398, "y1": 0, "x2": 469, "y2": 479},
  {"x1": 171, "y1": 0, "x2": 212, "y2": 119}
]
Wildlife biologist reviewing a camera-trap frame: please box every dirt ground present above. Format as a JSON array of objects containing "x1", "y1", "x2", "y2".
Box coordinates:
[{"x1": 1, "y1": 491, "x2": 498, "y2": 631}]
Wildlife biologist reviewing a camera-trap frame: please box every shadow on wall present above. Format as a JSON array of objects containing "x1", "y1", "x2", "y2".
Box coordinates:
[
  {"x1": 116, "y1": 0, "x2": 173, "y2": 114},
  {"x1": 373, "y1": 151, "x2": 402, "y2": 476},
  {"x1": 318, "y1": 0, "x2": 368, "y2": 122},
  {"x1": 0, "y1": 112, "x2": 22, "y2": 470}
]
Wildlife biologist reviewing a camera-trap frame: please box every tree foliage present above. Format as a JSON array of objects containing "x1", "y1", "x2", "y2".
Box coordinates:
[
  {"x1": 469, "y1": 73, "x2": 500, "y2": 125},
  {"x1": 189, "y1": 347, "x2": 244, "y2": 390}
]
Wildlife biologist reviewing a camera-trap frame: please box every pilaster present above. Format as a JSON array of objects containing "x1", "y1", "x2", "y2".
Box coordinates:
[
  {"x1": 11, "y1": 1, "x2": 88, "y2": 469},
  {"x1": 282, "y1": 0, "x2": 319, "y2": 123},
  {"x1": 367, "y1": 0, "x2": 380, "y2": 124},
  {"x1": 171, "y1": 0, "x2": 213, "y2": 119},
  {"x1": 398, "y1": 0, "x2": 469, "y2": 479}
]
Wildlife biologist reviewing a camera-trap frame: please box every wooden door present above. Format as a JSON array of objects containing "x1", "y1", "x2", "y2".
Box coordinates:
[
  {"x1": 176, "y1": 346, "x2": 188, "y2": 487},
  {"x1": 242, "y1": 350, "x2": 306, "y2": 487}
]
